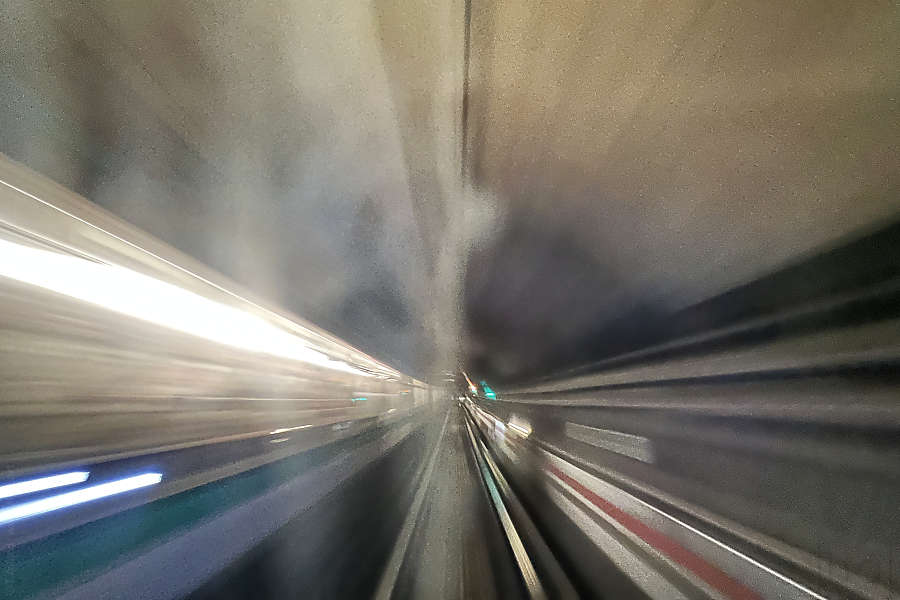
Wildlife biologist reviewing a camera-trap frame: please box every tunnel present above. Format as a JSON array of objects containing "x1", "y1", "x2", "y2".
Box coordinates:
[{"x1": 1, "y1": 1, "x2": 899, "y2": 599}]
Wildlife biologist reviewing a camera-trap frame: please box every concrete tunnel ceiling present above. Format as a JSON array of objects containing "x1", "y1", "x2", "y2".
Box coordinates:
[{"x1": 1, "y1": 1, "x2": 898, "y2": 382}]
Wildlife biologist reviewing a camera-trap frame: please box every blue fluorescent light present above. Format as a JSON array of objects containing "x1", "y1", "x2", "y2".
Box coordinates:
[
  {"x1": 0, "y1": 472, "x2": 162, "y2": 526},
  {"x1": 0, "y1": 471, "x2": 90, "y2": 500}
]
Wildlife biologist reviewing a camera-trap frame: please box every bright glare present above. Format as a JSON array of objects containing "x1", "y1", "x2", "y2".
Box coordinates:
[
  {"x1": 0, "y1": 238, "x2": 364, "y2": 375},
  {"x1": 508, "y1": 421, "x2": 531, "y2": 437},
  {"x1": 0, "y1": 471, "x2": 89, "y2": 500},
  {"x1": 0, "y1": 472, "x2": 163, "y2": 525},
  {"x1": 270, "y1": 425, "x2": 311, "y2": 435}
]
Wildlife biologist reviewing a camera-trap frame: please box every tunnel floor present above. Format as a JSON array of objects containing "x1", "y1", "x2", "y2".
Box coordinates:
[
  {"x1": 390, "y1": 406, "x2": 526, "y2": 599},
  {"x1": 184, "y1": 406, "x2": 527, "y2": 600}
]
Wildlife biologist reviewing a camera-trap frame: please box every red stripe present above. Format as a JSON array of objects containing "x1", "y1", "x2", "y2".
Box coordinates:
[{"x1": 548, "y1": 465, "x2": 763, "y2": 600}]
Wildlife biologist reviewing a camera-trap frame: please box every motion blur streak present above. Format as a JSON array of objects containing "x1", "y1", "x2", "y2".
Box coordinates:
[
  {"x1": 507, "y1": 421, "x2": 531, "y2": 438},
  {"x1": 0, "y1": 473, "x2": 162, "y2": 525},
  {"x1": 1, "y1": 0, "x2": 898, "y2": 597},
  {"x1": 0, "y1": 472, "x2": 89, "y2": 500},
  {"x1": 269, "y1": 426, "x2": 312, "y2": 435},
  {"x1": 0, "y1": 237, "x2": 359, "y2": 374}
]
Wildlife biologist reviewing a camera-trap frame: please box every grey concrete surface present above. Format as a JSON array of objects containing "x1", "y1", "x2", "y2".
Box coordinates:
[
  {"x1": 464, "y1": 0, "x2": 900, "y2": 377},
  {"x1": 1, "y1": 0, "x2": 466, "y2": 377}
]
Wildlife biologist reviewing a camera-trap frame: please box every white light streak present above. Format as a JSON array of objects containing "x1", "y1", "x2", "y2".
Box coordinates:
[
  {"x1": 508, "y1": 421, "x2": 532, "y2": 437},
  {"x1": 0, "y1": 472, "x2": 163, "y2": 525},
  {"x1": 0, "y1": 471, "x2": 89, "y2": 500},
  {"x1": 0, "y1": 238, "x2": 366, "y2": 375},
  {"x1": 270, "y1": 425, "x2": 311, "y2": 435}
]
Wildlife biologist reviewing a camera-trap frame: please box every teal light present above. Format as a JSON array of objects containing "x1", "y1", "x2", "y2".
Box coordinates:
[
  {"x1": 351, "y1": 397, "x2": 367, "y2": 403},
  {"x1": 480, "y1": 381, "x2": 497, "y2": 400}
]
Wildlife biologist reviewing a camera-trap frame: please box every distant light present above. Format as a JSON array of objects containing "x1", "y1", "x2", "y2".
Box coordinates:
[
  {"x1": 269, "y1": 437, "x2": 290, "y2": 444},
  {"x1": 0, "y1": 472, "x2": 163, "y2": 526},
  {"x1": 270, "y1": 425, "x2": 311, "y2": 434},
  {"x1": 0, "y1": 238, "x2": 365, "y2": 375},
  {"x1": 387, "y1": 408, "x2": 397, "y2": 413},
  {"x1": 0, "y1": 471, "x2": 89, "y2": 500},
  {"x1": 351, "y1": 397, "x2": 368, "y2": 402},
  {"x1": 462, "y1": 370, "x2": 477, "y2": 393}
]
